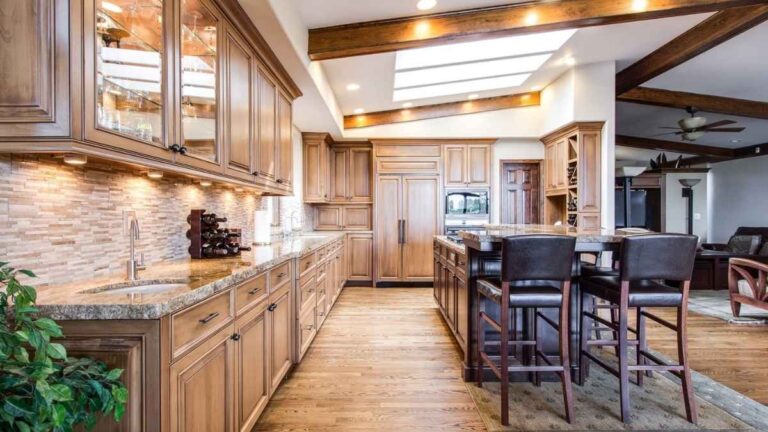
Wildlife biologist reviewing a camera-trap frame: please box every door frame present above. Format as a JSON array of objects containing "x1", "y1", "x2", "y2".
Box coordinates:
[{"x1": 498, "y1": 159, "x2": 544, "y2": 225}]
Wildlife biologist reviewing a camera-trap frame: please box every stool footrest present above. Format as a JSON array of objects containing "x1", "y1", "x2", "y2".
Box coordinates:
[
  {"x1": 582, "y1": 351, "x2": 620, "y2": 378},
  {"x1": 587, "y1": 339, "x2": 639, "y2": 347},
  {"x1": 641, "y1": 310, "x2": 679, "y2": 331},
  {"x1": 536, "y1": 311, "x2": 560, "y2": 330},
  {"x1": 479, "y1": 312, "x2": 502, "y2": 332}
]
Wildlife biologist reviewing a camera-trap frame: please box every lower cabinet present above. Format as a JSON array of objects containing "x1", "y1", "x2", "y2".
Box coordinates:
[
  {"x1": 234, "y1": 302, "x2": 269, "y2": 432},
  {"x1": 269, "y1": 285, "x2": 292, "y2": 394},
  {"x1": 433, "y1": 240, "x2": 468, "y2": 351},
  {"x1": 347, "y1": 232, "x2": 373, "y2": 281}
]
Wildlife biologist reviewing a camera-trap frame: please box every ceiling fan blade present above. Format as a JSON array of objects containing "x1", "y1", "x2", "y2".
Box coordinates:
[
  {"x1": 705, "y1": 127, "x2": 746, "y2": 132},
  {"x1": 658, "y1": 126, "x2": 681, "y2": 130},
  {"x1": 700, "y1": 120, "x2": 736, "y2": 129},
  {"x1": 650, "y1": 132, "x2": 679, "y2": 137}
]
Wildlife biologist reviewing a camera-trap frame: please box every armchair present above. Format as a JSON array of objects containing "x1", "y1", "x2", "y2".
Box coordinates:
[
  {"x1": 728, "y1": 258, "x2": 768, "y2": 316},
  {"x1": 692, "y1": 227, "x2": 768, "y2": 290}
]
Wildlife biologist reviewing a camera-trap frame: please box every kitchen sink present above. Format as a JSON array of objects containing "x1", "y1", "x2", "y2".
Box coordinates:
[{"x1": 82, "y1": 279, "x2": 190, "y2": 295}]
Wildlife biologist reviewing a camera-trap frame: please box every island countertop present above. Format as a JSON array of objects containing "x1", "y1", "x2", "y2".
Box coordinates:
[
  {"x1": 33, "y1": 232, "x2": 345, "y2": 320},
  {"x1": 458, "y1": 224, "x2": 646, "y2": 245}
]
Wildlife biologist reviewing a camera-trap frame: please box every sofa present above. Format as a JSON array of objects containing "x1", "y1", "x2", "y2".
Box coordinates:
[{"x1": 692, "y1": 227, "x2": 768, "y2": 290}]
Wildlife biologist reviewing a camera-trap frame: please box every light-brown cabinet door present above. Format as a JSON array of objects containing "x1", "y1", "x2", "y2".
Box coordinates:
[
  {"x1": 402, "y1": 176, "x2": 439, "y2": 281},
  {"x1": 444, "y1": 145, "x2": 467, "y2": 186},
  {"x1": 314, "y1": 206, "x2": 342, "y2": 230},
  {"x1": 257, "y1": 70, "x2": 277, "y2": 180},
  {"x1": 347, "y1": 233, "x2": 373, "y2": 281},
  {"x1": 277, "y1": 92, "x2": 292, "y2": 187},
  {"x1": 223, "y1": 28, "x2": 253, "y2": 181},
  {"x1": 342, "y1": 206, "x2": 372, "y2": 230},
  {"x1": 348, "y1": 147, "x2": 372, "y2": 202},
  {"x1": 268, "y1": 287, "x2": 291, "y2": 395},
  {"x1": 234, "y1": 302, "x2": 269, "y2": 432},
  {"x1": 467, "y1": 144, "x2": 490, "y2": 186},
  {"x1": 329, "y1": 148, "x2": 349, "y2": 202},
  {"x1": 555, "y1": 139, "x2": 568, "y2": 189},
  {"x1": 302, "y1": 135, "x2": 329, "y2": 202},
  {"x1": 169, "y1": 324, "x2": 234, "y2": 432},
  {"x1": 375, "y1": 176, "x2": 402, "y2": 281}
]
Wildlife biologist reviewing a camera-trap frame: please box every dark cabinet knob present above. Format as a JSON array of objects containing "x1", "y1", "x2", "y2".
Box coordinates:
[
  {"x1": 179, "y1": 146, "x2": 189, "y2": 155},
  {"x1": 169, "y1": 144, "x2": 182, "y2": 153},
  {"x1": 267, "y1": 303, "x2": 277, "y2": 312},
  {"x1": 276, "y1": 179, "x2": 284, "y2": 184},
  {"x1": 231, "y1": 333, "x2": 241, "y2": 341}
]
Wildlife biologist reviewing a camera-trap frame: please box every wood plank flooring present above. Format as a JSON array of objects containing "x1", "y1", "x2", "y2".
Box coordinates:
[{"x1": 253, "y1": 287, "x2": 486, "y2": 431}]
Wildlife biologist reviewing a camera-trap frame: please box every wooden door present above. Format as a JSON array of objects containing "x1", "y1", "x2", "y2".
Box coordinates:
[
  {"x1": 544, "y1": 144, "x2": 555, "y2": 191},
  {"x1": 302, "y1": 134, "x2": 329, "y2": 202},
  {"x1": 500, "y1": 162, "x2": 541, "y2": 224},
  {"x1": 555, "y1": 139, "x2": 568, "y2": 189},
  {"x1": 234, "y1": 302, "x2": 269, "y2": 432},
  {"x1": 169, "y1": 325, "x2": 234, "y2": 432},
  {"x1": 223, "y1": 28, "x2": 253, "y2": 181},
  {"x1": 444, "y1": 145, "x2": 467, "y2": 186},
  {"x1": 347, "y1": 233, "x2": 373, "y2": 281},
  {"x1": 342, "y1": 206, "x2": 372, "y2": 230},
  {"x1": 375, "y1": 176, "x2": 402, "y2": 282},
  {"x1": 348, "y1": 147, "x2": 372, "y2": 202},
  {"x1": 402, "y1": 175, "x2": 439, "y2": 281},
  {"x1": 456, "y1": 274, "x2": 468, "y2": 347},
  {"x1": 315, "y1": 206, "x2": 342, "y2": 230},
  {"x1": 268, "y1": 286, "x2": 291, "y2": 394},
  {"x1": 446, "y1": 268, "x2": 456, "y2": 328},
  {"x1": 329, "y1": 148, "x2": 349, "y2": 201},
  {"x1": 257, "y1": 69, "x2": 277, "y2": 180},
  {"x1": 433, "y1": 250, "x2": 441, "y2": 304},
  {"x1": 0, "y1": 0, "x2": 71, "y2": 138},
  {"x1": 467, "y1": 145, "x2": 491, "y2": 186},
  {"x1": 277, "y1": 92, "x2": 293, "y2": 187}
]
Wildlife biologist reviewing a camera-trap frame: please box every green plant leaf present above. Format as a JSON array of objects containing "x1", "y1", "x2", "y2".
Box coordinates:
[
  {"x1": 111, "y1": 386, "x2": 128, "y2": 404},
  {"x1": 105, "y1": 368, "x2": 123, "y2": 382},
  {"x1": 50, "y1": 384, "x2": 73, "y2": 402},
  {"x1": 3, "y1": 397, "x2": 34, "y2": 417},
  {"x1": 51, "y1": 404, "x2": 67, "y2": 427},
  {"x1": 46, "y1": 343, "x2": 67, "y2": 360},
  {"x1": 15, "y1": 421, "x2": 31, "y2": 432},
  {"x1": 113, "y1": 402, "x2": 126, "y2": 422},
  {"x1": 36, "y1": 379, "x2": 53, "y2": 402},
  {"x1": 17, "y1": 269, "x2": 36, "y2": 278},
  {"x1": 34, "y1": 318, "x2": 63, "y2": 337}
]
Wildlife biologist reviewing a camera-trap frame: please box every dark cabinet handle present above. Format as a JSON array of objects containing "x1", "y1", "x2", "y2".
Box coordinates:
[
  {"x1": 179, "y1": 146, "x2": 188, "y2": 155},
  {"x1": 268, "y1": 303, "x2": 277, "y2": 312},
  {"x1": 276, "y1": 179, "x2": 283, "y2": 184},
  {"x1": 277, "y1": 272, "x2": 287, "y2": 278},
  {"x1": 253, "y1": 171, "x2": 260, "y2": 176},
  {"x1": 169, "y1": 144, "x2": 182, "y2": 153},
  {"x1": 247, "y1": 287, "x2": 262, "y2": 295},
  {"x1": 231, "y1": 333, "x2": 241, "y2": 341},
  {"x1": 199, "y1": 312, "x2": 220, "y2": 324}
]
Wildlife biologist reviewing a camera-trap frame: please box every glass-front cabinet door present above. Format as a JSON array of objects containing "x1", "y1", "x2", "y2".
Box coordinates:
[
  {"x1": 174, "y1": 0, "x2": 223, "y2": 172},
  {"x1": 84, "y1": 0, "x2": 173, "y2": 160}
]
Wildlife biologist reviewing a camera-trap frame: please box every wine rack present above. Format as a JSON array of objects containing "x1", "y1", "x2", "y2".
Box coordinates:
[{"x1": 187, "y1": 210, "x2": 250, "y2": 259}]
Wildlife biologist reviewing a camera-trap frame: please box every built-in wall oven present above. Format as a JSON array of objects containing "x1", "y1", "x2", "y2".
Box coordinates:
[{"x1": 444, "y1": 189, "x2": 490, "y2": 235}]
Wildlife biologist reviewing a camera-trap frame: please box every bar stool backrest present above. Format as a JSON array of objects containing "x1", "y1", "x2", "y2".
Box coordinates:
[
  {"x1": 619, "y1": 234, "x2": 699, "y2": 282},
  {"x1": 501, "y1": 235, "x2": 576, "y2": 282}
]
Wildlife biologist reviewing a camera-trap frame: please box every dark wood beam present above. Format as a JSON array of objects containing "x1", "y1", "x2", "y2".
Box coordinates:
[
  {"x1": 616, "y1": 5, "x2": 768, "y2": 94},
  {"x1": 618, "y1": 87, "x2": 768, "y2": 119},
  {"x1": 309, "y1": 0, "x2": 768, "y2": 60},
  {"x1": 616, "y1": 134, "x2": 736, "y2": 158},
  {"x1": 680, "y1": 142, "x2": 767, "y2": 165},
  {"x1": 344, "y1": 92, "x2": 540, "y2": 129}
]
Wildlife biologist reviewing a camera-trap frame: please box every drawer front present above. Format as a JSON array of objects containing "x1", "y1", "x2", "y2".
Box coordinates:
[
  {"x1": 299, "y1": 303, "x2": 317, "y2": 357},
  {"x1": 375, "y1": 144, "x2": 441, "y2": 158},
  {"x1": 299, "y1": 252, "x2": 316, "y2": 277},
  {"x1": 316, "y1": 261, "x2": 328, "y2": 280},
  {"x1": 316, "y1": 294, "x2": 328, "y2": 326},
  {"x1": 171, "y1": 290, "x2": 233, "y2": 358},
  {"x1": 376, "y1": 158, "x2": 440, "y2": 174},
  {"x1": 234, "y1": 272, "x2": 268, "y2": 314},
  {"x1": 270, "y1": 261, "x2": 292, "y2": 291},
  {"x1": 299, "y1": 277, "x2": 317, "y2": 311}
]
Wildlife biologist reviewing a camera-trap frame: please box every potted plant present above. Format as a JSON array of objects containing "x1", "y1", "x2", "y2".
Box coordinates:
[{"x1": 1, "y1": 262, "x2": 127, "y2": 431}]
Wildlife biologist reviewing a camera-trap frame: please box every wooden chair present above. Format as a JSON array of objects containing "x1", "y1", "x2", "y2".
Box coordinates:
[{"x1": 728, "y1": 258, "x2": 768, "y2": 316}]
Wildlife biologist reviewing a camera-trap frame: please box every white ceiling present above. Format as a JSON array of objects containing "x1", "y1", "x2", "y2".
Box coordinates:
[{"x1": 319, "y1": 14, "x2": 711, "y2": 115}]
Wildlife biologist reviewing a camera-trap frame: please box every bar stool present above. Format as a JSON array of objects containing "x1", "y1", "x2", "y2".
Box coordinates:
[
  {"x1": 476, "y1": 235, "x2": 577, "y2": 425},
  {"x1": 579, "y1": 234, "x2": 699, "y2": 424}
]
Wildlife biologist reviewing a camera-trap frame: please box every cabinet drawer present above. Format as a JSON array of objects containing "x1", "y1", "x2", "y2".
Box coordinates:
[
  {"x1": 376, "y1": 158, "x2": 440, "y2": 174},
  {"x1": 299, "y1": 304, "x2": 317, "y2": 358},
  {"x1": 234, "y1": 272, "x2": 268, "y2": 315},
  {"x1": 299, "y1": 252, "x2": 316, "y2": 277},
  {"x1": 316, "y1": 294, "x2": 328, "y2": 326},
  {"x1": 171, "y1": 290, "x2": 233, "y2": 359},
  {"x1": 375, "y1": 144, "x2": 441, "y2": 157},
  {"x1": 270, "y1": 261, "x2": 291, "y2": 290},
  {"x1": 299, "y1": 276, "x2": 317, "y2": 311}
]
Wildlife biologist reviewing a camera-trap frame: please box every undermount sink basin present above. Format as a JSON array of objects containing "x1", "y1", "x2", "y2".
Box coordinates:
[
  {"x1": 82, "y1": 279, "x2": 190, "y2": 295},
  {"x1": 298, "y1": 235, "x2": 328, "y2": 239}
]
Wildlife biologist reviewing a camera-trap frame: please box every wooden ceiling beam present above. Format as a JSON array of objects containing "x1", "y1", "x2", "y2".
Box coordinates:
[
  {"x1": 616, "y1": 5, "x2": 768, "y2": 94},
  {"x1": 618, "y1": 87, "x2": 768, "y2": 119},
  {"x1": 344, "y1": 92, "x2": 540, "y2": 129},
  {"x1": 615, "y1": 134, "x2": 736, "y2": 158},
  {"x1": 308, "y1": 0, "x2": 767, "y2": 61}
]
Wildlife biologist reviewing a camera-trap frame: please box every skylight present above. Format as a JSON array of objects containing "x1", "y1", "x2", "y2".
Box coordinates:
[{"x1": 391, "y1": 29, "x2": 576, "y2": 102}]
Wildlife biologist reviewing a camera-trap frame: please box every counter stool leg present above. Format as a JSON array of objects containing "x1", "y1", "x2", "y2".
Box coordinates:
[
  {"x1": 677, "y1": 294, "x2": 698, "y2": 424},
  {"x1": 533, "y1": 307, "x2": 541, "y2": 387},
  {"x1": 618, "y1": 284, "x2": 631, "y2": 423},
  {"x1": 579, "y1": 293, "x2": 591, "y2": 385},
  {"x1": 477, "y1": 294, "x2": 485, "y2": 388},
  {"x1": 500, "y1": 282, "x2": 510, "y2": 426},
  {"x1": 560, "y1": 282, "x2": 575, "y2": 423},
  {"x1": 636, "y1": 307, "x2": 648, "y2": 386}
]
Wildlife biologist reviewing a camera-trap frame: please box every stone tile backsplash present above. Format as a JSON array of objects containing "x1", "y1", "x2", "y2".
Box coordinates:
[{"x1": 0, "y1": 154, "x2": 308, "y2": 286}]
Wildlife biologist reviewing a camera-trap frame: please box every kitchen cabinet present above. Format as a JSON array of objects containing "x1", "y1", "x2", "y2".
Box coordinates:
[
  {"x1": 314, "y1": 205, "x2": 371, "y2": 230},
  {"x1": 302, "y1": 132, "x2": 332, "y2": 202},
  {"x1": 223, "y1": 27, "x2": 255, "y2": 182},
  {"x1": 433, "y1": 240, "x2": 468, "y2": 351},
  {"x1": 234, "y1": 302, "x2": 269, "y2": 432},
  {"x1": 347, "y1": 233, "x2": 373, "y2": 281},
  {"x1": 443, "y1": 144, "x2": 491, "y2": 187},
  {"x1": 268, "y1": 284, "x2": 292, "y2": 395},
  {"x1": 329, "y1": 145, "x2": 372, "y2": 203},
  {"x1": 257, "y1": 70, "x2": 277, "y2": 181},
  {"x1": 277, "y1": 92, "x2": 293, "y2": 187}
]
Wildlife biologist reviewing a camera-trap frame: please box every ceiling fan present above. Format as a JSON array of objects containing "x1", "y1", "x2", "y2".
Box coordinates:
[{"x1": 654, "y1": 106, "x2": 745, "y2": 142}]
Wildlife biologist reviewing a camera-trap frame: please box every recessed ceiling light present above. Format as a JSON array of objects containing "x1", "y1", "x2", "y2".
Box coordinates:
[
  {"x1": 101, "y1": 1, "x2": 123, "y2": 13},
  {"x1": 199, "y1": 180, "x2": 212, "y2": 187},
  {"x1": 563, "y1": 56, "x2": 576, "y2": 66},
  {"x1": 394, "y1": 53, "x2": 550, "y2": 89},
  {"x1": 402, "y1": 102, "x2": 413, "y2": 108},
  {"x1": 147, "y1": 170, "x2": 164, "y2": 179},
  {"x1": 395, "y1": 29, "x2": 576, "y2": 71},
  {"x1": 393, "y1": 73, "x2": 530, "y2": 101},
  {"x1": 631, "y1": 0, "x2": 648, "y2": 12},
  {"x1": 346, "y1": 83, "x2": 360, "y2": 91},
  {"x1": 467, "y1": 94, "x2": 480, "y2": 100},
  {"x1": 63, "y1": 154, "x2": 88, "y2": 165},
  {"x1": 353, "y1": 108, "x2": 365, "y2": 114},
  {"x1": 525, "y1": 12, "x2": 538, "y2": 26},
  {"x1": 417, "y1": 0, "x2": 437, "y2": 11},
  {"x1": 531, "y1": 85, "x2": 542, "y2": 91}
]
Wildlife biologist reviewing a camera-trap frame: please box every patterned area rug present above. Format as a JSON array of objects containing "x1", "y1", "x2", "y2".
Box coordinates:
[
  {"x1": 688, "y1": 291, "x2": 767, "y2": 325},
  {"x1": 466, "y1": 362, "x2": 755, "y2": 431}
]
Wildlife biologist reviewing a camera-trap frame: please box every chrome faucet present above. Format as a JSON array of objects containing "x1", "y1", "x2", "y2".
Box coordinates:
[{"x1": 126, "y1": 216, "x2": 146, "y2": 281}]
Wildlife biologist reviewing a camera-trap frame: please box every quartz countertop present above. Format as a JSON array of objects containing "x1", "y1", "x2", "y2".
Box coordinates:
[
  {"x1": 434, "y1": 235, "x2": 467, "y2": 255},
  {"x1": 458, "y1": 224, "x2": 649, "y2": 244},
  {"x1": 33, "y1": 233, "x2": 345, "y2": 320}
]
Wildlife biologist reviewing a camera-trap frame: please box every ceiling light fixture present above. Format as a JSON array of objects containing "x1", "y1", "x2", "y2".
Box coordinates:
[
  {"x1": 631, "y1": 0, "x2": 648, "y2": 12},
  {"x1": 354, "y1": 108, "x2": 365, "y2": 114},
  {"x1": 468, "y1": 94, "x2": 480, "y2": 100},
  {"x1": 101, "y1": 1, "x2": 123, "y2": 13},
  {"x1": 393, "y1": 73, "x2": 529, "y2": 101},
  {"x1": 63, "y1": 154, "x2": 88, "y2": 165},
  {"x1": 147, "y1": 170, "x2": 164, "y2": 179},
  {"x1": 525, "y1": 12, "x2": 539, "y2": 26},
  {"x1": 346, "y1": 83, "x2": 360, "y2": 91},
  {"x1": 199, "y1": 180, "x2": 212, "y2": 187},
  {"x1": 531, "y1": 85, "x2": 541, "y2": 91},
  {"x1": 416, "y1": 0, "x2": 437, "y2": 11}
]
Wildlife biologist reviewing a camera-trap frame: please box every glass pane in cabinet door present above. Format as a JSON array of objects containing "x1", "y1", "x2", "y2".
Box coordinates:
[
  {"x1": 180, "y1": 0, "x2": 218, "y2": 162},
  {"x1": 96, "y1": 0, "x2": 164, "y2": 144}
]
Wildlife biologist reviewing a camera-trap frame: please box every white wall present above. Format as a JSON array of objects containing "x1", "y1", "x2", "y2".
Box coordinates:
[
  {"x1": 490, "y1": 140, "x2": 545, "y2": 224},
  {"x1": 662, "y1": 172, "x2": 709, "y2": 241},
  {"x1": 709, "y1": 157, "x2": 768, "y2": 242}
]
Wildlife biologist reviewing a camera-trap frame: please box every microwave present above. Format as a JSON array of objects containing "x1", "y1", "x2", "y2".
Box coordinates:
[{"x1": 445, "y1": 189, "x2": 489, "y2": 216}]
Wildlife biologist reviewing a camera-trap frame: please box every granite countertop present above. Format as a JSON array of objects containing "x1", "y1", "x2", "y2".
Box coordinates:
[
  {"x1": 459, "y1": 224, "x2": 649, "y2": 243},
  {"x1": 434, "y1": 235, "x2": 467, "y2": 255},
  {"x1": 34, "y1": 232, "x2": 345, "y2": 320}
]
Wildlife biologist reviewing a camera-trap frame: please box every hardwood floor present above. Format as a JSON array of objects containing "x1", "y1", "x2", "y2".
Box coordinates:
[
  {"x1": 646, "y1": 307, "x2": 768, "y2": 405},
  {"x1": 253, "y1": 287, "x2": 486, "y2": 431}
]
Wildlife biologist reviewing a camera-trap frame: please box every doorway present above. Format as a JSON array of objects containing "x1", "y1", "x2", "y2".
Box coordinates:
[{"x1": 500, "y1": 161, "x2": 541, "y2": 224}]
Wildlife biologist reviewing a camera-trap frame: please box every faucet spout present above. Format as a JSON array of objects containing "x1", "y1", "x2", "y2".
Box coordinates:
[{"x1": 127, "y1": 216, "x2": 145, "y2": 281}]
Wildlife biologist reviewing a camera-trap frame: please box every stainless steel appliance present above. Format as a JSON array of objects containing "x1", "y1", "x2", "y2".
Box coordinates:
[{"x1": 444, "y1": 189, "x2": 490, "y2": 235}]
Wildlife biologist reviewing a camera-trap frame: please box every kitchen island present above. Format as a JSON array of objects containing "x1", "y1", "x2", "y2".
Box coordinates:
[{"x1": 444, "y1": 224, "x2": 638, "y2": 383}]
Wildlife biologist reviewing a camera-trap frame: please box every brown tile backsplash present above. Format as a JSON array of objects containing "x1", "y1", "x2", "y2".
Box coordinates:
[{"x1": 0, "y1": 154, "x2": 308, "y2": 286}]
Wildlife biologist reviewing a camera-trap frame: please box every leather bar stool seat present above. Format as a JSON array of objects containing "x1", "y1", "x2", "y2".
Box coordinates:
[
  {"x1": 477, "y1": 279, "x2": 563, "y2": 307},
  {"x1": 580, "y1": 263, "x2": 619, "y2": 278},
  {"x1": 584, "y1": 276, "x2": 684, "y2": 307}
]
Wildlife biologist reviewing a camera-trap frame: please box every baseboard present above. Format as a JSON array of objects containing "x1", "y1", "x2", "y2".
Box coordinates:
[
  {"x1": 375, "y1": 282, "x2": 433, "y2": 288},
  {"x1": 344, "y1": 280, "x2": 372, "y2": 287}
]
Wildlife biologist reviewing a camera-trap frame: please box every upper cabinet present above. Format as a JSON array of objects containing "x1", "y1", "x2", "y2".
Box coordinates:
[
  {"x1": 302, "y1": 133, "x2": 331, "y2": 203},
  {"x1": 303, "y1": 135, "x2": 372, "y2": 204},
  {"x1": 443, "y1": 143, "x2": 491, "y2": 188},
  {"x1": 0, "y1": 0, "x2": 301, "y2": 195}
]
